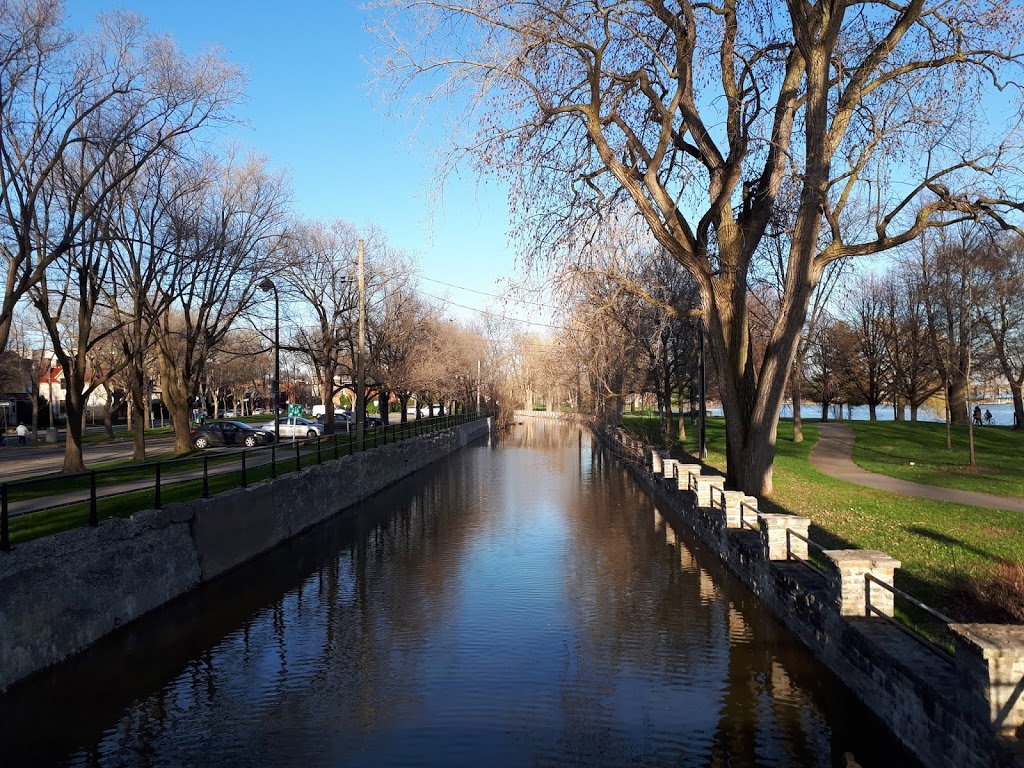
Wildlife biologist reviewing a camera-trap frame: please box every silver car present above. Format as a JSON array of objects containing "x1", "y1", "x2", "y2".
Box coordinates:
[{"x1": 261, "y1": 416, "x2": 325, "y2": 439}]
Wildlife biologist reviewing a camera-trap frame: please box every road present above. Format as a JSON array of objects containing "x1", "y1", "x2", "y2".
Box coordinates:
[{"x1": 0, "y1": 434, "x2": 178, "y2": 482}]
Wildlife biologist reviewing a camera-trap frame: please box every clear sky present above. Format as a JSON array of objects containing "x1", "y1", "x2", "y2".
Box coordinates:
[{"x1": 66, "y1": 0, "x2": 542, "y2": 328}]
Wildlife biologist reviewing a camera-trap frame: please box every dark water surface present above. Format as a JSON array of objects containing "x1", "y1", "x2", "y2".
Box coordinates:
[{"x1": 1, "y1": 421, "x2": 919, "y2": 767}]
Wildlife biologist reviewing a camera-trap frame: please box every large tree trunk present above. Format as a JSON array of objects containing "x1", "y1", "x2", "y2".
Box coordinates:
[
  {"x1": 949, "y1": 375, "x2": 969, "y2": 426},
  {"x1": 379, "y1": 391, "x2": 390, "y2": 426},
  {"x1": 126, "y1": 365, "x2": 147, "y2": 463},
  {"x1": 868, "y1": 403, "x2": 877, "y2": 421},
  {"x1": 158, "y1": 353, "x2": 195, "y2": 452},
  {"x1": 62, "y1": 385, "x2": 86, "y2": 474},
  {"x1": 791, "y1": 355, "x2": 804, "y2": 443},
  {"x1": 1012, "y1": 384, "x2": 1024, "y2": 430}
]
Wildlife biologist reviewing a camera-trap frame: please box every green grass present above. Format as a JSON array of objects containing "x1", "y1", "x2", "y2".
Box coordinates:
[
  {"x1": 621, "y1": 412, "x2": 1024, "y2": 622},
  {"x1": 848, "y1": 420, "x2": 1024, "y2": 497}
]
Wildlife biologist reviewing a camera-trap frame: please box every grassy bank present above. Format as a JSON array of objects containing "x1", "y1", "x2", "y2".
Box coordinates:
[
  {"x1": 621, "y1": 413, "x2": 1024, "y2": 621},
  {"x1": 849, "y1": 420, "x2": 1024, "y2": 497}
]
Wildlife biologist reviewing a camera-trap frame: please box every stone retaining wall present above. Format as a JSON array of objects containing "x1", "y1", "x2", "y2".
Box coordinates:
[
  {"x1": 589, "y1": 425, "x2": 1024, "y2": 768},
  {"x1": 0, "y1": 418, "x2": 492, "y2": 692}
]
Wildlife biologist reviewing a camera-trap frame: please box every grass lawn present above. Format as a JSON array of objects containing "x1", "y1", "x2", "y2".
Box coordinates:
[
  {"x1": 848, "y1": 420, "x2": 1024, "y2": 497},
  {"x1": 621, "y1": 412, "x2": 1024, "y2": 624}
]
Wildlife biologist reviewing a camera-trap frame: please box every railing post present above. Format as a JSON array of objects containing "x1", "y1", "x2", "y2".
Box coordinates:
[
  {"x1": 89, "y1": 471, "x2": 98, "y2": 526},
  {"x1": 1, "y1": 483, "x2": 10, "y2": 551},
  {"x1": 241, "y1": 451, "x2": 247, "y2": 488},
  {"x1": 154, "y1": 462, "x2": 162, "y2": 509},
  {"x1": 317, "y1": 436, "x2": 322, "y2": 464},
  {"x1": 348, "y1": 434, "x2": 353, "y2": 455},
  {"x1": 822, "y1": 549, "x2": 901, "y2": 617},
  {"x1": 271, "y1": 443, "x2": 277, "y2": 478},
  {"x1": 202, "y1": 456, "x2": 210, "y2": 498},
  {"x1": 333, "y1": 434, "x2": 339, "y2": 460},
  {"x1": 949, "y1": 624, "x2": 1024, "y2": 741},
  {"x1": 757, "y1": 514, "x2": 810, "y2": 560},
  {"x1": 295, "y1": 438, "x2": 301, "y2": 472}
]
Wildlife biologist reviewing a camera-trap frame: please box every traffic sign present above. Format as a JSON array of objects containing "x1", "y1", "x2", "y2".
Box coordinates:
[{"x1": 288, "y1": 404, "x2": 303, "y2": 417}]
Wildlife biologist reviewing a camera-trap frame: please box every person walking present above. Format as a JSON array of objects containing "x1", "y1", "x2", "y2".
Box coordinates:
[
  {"x1": 16, "y1": 422, "x2": 28, "y2": 445},
  {"x1": 973, "y1": 405, "x2": 983, "y2": 426}
]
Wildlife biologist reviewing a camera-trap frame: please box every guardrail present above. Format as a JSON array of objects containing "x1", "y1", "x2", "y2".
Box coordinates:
[
  {"x1": 0, "y1": 411, "x2": 491, "y2": 551},
  {"x1": 866, "y1": 573, "x2": 957, "y2": 663},
  {"x1": 785, "y1": 528, "x2": 828, "y2": 578},
  {"x1": 738, "y1": 498, "x2": 760, "y2": 533}
]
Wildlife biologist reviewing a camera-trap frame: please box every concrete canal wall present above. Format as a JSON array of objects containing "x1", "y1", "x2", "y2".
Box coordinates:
[
  {"x1": 0, "y1": 418, "x2": 492, "y2": 692},
  {"x1": 515, "y1": 412, "x2": 1024, "y2": 768}
]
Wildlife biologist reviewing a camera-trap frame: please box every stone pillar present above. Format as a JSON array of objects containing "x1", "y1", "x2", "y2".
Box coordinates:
[
  {"x1": 662, "y1": 458, "x2": 679, "y2": 481},
  {"x1": 675, "y1": 463, "x2": 702, "y2": 492},
  {"x1": 693, "y1": 475, "x2": 725, "y2": 508},
  {"x1": 950, "y1": 624, "x2": 1024, "y2": 740},
  {"x1": 758, "y1": 514, "x2": 810, "y2": 561},
  {"x1": 822, "y1": 550, "x2": 901, "y2": 617},
  {"x1": 721, "y1": 490, "x2": 746, "y2": 528},
  {"x1": 649, "y1": 449, "x2": 668, "y2": 475}
]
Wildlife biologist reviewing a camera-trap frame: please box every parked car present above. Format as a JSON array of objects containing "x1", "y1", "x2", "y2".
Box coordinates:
[
  {"x1": 191, "y1": 421, "x2": 276, "y2": 449},
  {"x1": 261, "y1": 416, "x2": 325, "y2": 439}
]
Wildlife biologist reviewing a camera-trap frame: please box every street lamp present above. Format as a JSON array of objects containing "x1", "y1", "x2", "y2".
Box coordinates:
[{"x1": 258, "y1": 277, "x2": 280, "y2": 445}]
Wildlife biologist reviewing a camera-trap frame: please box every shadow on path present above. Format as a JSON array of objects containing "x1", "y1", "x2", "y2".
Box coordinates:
[{"x1": 808, "y1": 422, "x2": 1024, "y2": 513}]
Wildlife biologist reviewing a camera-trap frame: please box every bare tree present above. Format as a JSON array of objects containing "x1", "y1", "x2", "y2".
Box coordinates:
[
  {"x1": 976, "y1": 233, "x2": 1024, "y2": 429},
  {"x1": 379, "y1": 0, "x2": 1024, "y2": 493},
  {"x1": 150, "y1": 154, "x2": 289, "y2": 451},
  {"x1": 281, "y1": 219, "x2": 360, "y2": 434},
  {"x1": 842, "y1": 276, "x2": 890, "y2": 421},
  {"x1": 0, "y1": 6, "x2": 243, "y2": 354},
  {"x1": 879, "y1": 270, "x2": 940, "y2": 422}
]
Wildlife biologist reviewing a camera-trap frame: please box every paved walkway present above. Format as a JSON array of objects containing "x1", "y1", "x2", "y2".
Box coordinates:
[{"x1": 808, "y1": 421, "x2": 1024, "y2": 513}]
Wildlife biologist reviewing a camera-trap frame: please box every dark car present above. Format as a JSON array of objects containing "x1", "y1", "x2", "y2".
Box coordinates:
[{"x1": 191, "y1": 420, "x2": 275, "y2": 449}]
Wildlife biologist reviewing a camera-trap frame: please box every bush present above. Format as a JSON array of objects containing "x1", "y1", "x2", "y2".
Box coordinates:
[{"x1": 951, "y1": 561, "x2": 1024, "y2": 623}]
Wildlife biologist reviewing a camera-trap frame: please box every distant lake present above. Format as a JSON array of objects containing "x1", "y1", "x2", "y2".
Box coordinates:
[
  {"x1": 686, "y1": 402, "x2": 1019, "y2": 427},
  {"x1": 779, "y1": 402, "x2": 1018, "y2": 426}
]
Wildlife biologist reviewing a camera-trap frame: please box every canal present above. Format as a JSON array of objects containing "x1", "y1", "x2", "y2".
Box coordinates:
[{"x1": 0, "y1": 420, "x2": 919, "y2": 767}]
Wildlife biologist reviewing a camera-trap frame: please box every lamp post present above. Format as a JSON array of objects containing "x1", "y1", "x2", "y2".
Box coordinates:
[{"x1": 258, "y1": 278, "x2": 280, "y2": 445}]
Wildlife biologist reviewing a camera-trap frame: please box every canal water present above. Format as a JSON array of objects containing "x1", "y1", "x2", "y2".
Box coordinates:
[{"x1": 0, "y1": 421, "x2": 919, "y2": 767}]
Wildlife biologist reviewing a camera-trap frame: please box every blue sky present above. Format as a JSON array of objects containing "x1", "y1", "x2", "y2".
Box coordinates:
[{"x1": 68, "y1": 0, "x2": 533, "y2": 327}]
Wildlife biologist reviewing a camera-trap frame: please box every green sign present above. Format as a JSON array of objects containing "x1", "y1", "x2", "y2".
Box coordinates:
[{"x1": 288, "y1": 404, "x2": 303, "y2": 417}]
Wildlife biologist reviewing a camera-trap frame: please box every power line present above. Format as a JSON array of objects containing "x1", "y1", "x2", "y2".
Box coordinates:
[
  {"x1": 416, "y1": 274, "x2": 561, "y2": 311},
  {"x1": 416, "y1": 289, "x2": 572, "y2": 331}
]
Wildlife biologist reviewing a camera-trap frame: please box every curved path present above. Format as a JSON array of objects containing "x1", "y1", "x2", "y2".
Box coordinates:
[{"x1": 808, "y1": 421, "x2": 1024, "y2": 513}]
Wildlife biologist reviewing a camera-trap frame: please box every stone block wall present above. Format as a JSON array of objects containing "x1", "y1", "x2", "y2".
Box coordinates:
[
  {"x1": 599, "y1": 427, "x2": 1024, "y2": 768},
  {"x1": 0, "y1": 418, "x2": 492, "y2": 691}
]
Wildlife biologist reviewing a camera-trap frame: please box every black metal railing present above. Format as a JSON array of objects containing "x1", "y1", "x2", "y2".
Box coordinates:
[{"x1": 0, "y1": 411, "x2": 491, "y2": 551}]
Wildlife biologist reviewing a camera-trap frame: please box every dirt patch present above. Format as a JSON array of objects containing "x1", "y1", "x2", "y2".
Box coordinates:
[{"x1": 947, "y1": 464, "x2": 995, "y2": 476}]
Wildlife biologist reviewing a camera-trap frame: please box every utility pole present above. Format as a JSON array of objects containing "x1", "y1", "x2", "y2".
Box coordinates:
[
  {"x1": 355, "y1": 239, "x2": 366, "y2": 451},
  {"x1": 476, "y1": 359, "x2": 481, "y2": 413}
]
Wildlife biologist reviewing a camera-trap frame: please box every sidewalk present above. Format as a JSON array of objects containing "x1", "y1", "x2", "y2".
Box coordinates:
[{"x1": 808, "y1": 422, "x2": 1024, "y2": 513}]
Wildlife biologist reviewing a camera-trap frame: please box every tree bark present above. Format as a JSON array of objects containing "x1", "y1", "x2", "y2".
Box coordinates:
[
  {"x1": 791, "y1": 355, "x2": 804, "y2": 443},
  {"x1": 1012, "y1": 385, "x2": 1024, "y2": 430},
  {"x1": 157, "y1": 352, "x2": 195, "y2": 452}
]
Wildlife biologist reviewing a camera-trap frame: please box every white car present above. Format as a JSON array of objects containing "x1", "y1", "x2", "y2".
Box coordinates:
[{"x1": 261, "y1": 416, "x2": 325, "y2": 439}]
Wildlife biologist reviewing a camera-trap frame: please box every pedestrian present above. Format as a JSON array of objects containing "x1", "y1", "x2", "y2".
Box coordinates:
[
  {"x1": 972, "y1": 405, "x2": 983, "y2": 426},
  {"x1": 985, "y1": 409, "x2": 993, "y2": 426},
  {"x1": 16, "y1": 422, "x2": 28, "y2": 445}
]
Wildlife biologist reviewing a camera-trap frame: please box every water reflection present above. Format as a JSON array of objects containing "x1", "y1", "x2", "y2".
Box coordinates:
[{"x1": 0, "y1": 421, "x2": 918, "y2": 767}]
